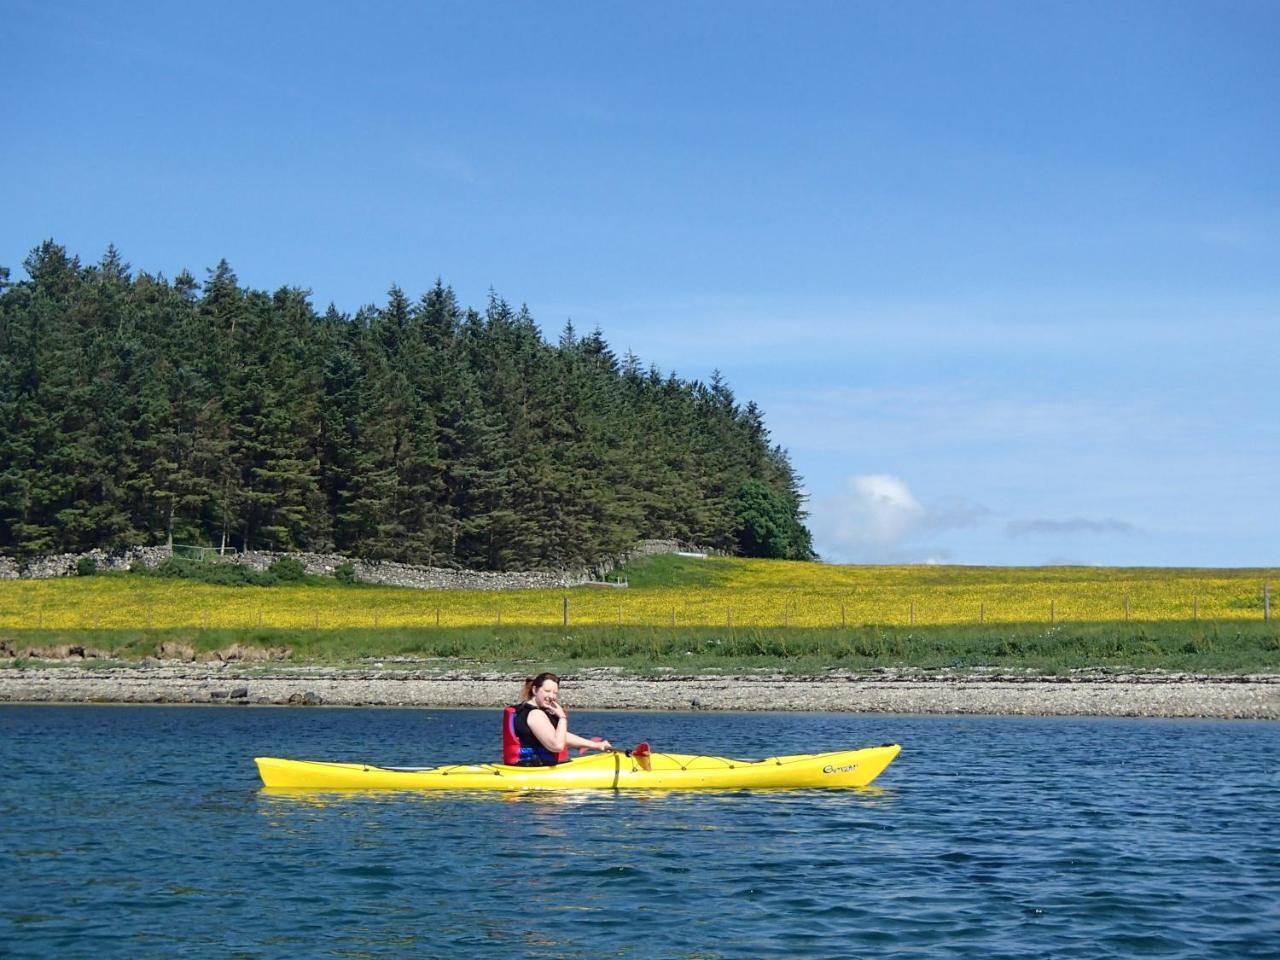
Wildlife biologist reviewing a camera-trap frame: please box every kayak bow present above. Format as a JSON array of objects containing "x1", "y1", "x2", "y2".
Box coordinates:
[{"x1": 255, "y1": 743, "x2": 900, "y2": 791}]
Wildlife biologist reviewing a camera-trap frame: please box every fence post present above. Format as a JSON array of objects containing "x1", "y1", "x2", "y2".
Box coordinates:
[
  {"x1": 1124, "y1": 596, "x2": 1130, "y2": 622},
  {"x1": 563, "y1": 596, "x2": 569, "y2": 628},
  {"x1": 1050, "y1": 600, "x2": 1056, "y2": 624},
  {"x1": 436, "y1": 607, "x2": 440, "y2": 627},
  {"x1": 980, "y1": 602, "x2": 985, "y2": 624},
  {"x1": 841, "y1": 604, "x2": 846, "y2": 628},
  {"x1": 727, "y1": 607, "x2": 732, "y2": 629}
]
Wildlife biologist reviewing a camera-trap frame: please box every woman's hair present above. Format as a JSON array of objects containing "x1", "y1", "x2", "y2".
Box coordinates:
[{"x1": 520, "y1": 672, "x2": 561, "y2": 703}]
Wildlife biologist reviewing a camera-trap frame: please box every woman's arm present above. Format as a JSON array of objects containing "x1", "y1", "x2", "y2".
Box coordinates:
[
  {"x1": 565, "y1": 731, "x2": 613, "y2": 752},
  {"x1": 525, "y1": 707, "x2": 567, "y2": 753}
]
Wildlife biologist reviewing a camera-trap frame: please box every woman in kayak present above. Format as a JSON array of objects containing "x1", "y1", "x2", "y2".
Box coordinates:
[{"x1": 511, "y1": 672, "x2": 612, "y2": 766}]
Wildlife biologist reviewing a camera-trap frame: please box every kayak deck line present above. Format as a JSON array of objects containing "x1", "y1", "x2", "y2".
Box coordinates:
[
  {"x1": 364, "y1": 745, "x2": 896, "y2": 774},
  {"x1": 255, "y1": 743, "x2": 901, "y2": 791}
]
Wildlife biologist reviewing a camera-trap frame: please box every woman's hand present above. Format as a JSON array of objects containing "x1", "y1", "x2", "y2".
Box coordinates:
[
  {"x1": 543, "y1": 701, "x2": 566, "y2": 721},
  {"x1": 594, "y1": 739, "x2": 613, "y2": 752}
]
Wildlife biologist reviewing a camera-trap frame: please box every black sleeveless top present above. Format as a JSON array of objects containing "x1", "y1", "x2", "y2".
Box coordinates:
[{"x1": 512, "y1": 703, "x2": 561, "y2": 766}]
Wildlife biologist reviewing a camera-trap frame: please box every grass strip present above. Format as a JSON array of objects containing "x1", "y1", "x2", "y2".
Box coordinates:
[{"x1": 3, "y1": 622, "x2": 1277, "y2": 676}]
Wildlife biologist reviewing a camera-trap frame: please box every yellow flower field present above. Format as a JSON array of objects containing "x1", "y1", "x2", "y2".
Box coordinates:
[{"x1": 0, "y1": 558, "x2": 1275, "y2": 631}]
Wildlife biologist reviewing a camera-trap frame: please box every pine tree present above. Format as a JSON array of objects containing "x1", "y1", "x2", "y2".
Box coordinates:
[{"x1": 8, "y1": 242, "x2": 90, "y2": 554}]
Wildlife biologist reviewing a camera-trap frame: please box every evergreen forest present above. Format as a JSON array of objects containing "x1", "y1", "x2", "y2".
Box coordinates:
[{"x1": 0, "y1": 242, "x2": 813, "y2": 569}]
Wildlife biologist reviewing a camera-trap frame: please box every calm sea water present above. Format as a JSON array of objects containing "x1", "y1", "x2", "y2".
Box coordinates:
[{"x1": 2, "y1": 704, "x2": 1278, "y2": 959}]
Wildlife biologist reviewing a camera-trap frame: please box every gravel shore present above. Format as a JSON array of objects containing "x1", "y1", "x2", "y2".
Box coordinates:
[{"x1": 2, "y1": 662, "x2": 1278, "y2": 719}]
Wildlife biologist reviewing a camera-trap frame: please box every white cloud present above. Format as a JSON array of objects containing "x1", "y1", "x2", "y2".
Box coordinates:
[
  {"x1": 1199, "y1": 223, "x2": 1252, "y2": 249},
  {"x1": 535, "y1": 291, "x2": 1278, "y2": 374},
  {"x1": 840, "y1": 474, "x2": 924, "y2": 546},
  {"x1": 811, "y1": 474, "x2": 988, "y2": 562},
  {"x1": 1006, "y1": 517, "x2": 1138, "y2": 537},
  {"x1": 766, "y1": 383, "x2": 1130, "y2": 460},
  {"x1": 412, "y1": 148, "x2": 481, "y2": 186}
]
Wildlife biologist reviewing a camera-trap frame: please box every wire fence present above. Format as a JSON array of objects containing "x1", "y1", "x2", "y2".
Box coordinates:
[{"x1": 5, "y1": 583, "x2": 1274, "y2": 631}]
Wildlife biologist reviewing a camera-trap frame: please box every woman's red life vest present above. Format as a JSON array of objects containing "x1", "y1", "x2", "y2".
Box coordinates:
[{"x1": 502, "y1": 704, "x2": 569, "y2": 765}]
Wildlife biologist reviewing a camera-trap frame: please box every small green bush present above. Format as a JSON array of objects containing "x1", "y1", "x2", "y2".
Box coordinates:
[
  {"x1": 268, "y1": 556, "x2": 307, "y2": 582},
  {"x1": 334, "y1": 560, "x2": 357, "y2": 584},
  {"x1": 140, "y1": 557, "x2": 278, "y2": 587},
  {"x1": 76, "y1": 557, "x2": 98, "y2": 577}
]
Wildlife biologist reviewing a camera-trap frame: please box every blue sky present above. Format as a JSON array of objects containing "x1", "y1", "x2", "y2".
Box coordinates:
[{"x1": 4, "y1": 1, "x2": 1277, "y2": 566}]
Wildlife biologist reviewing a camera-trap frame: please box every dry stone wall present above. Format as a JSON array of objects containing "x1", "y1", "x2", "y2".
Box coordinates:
[
  {"x1": 0, "y1": 546, "x2": 171, "y2": 580},
  {"x1": 0, "y1": 539, "x2": 701, "y2": 590},
  {"x1": 238, "y1": 551, "x2": 582, "y2": 590}
]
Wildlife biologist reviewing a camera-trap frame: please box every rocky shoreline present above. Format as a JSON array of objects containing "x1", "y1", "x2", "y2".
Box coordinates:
[{"x1": 1, "y1": 662, "x2": 1278, "y2": 719}]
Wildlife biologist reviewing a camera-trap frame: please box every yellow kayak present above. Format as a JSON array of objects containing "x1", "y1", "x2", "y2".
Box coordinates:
[{"x1": 255, "y1": 743, "x2": 900, "y2": 791}]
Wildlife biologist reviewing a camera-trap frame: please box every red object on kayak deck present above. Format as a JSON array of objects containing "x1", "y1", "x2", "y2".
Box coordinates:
[
  {"x1": 632, "y1": 741, "x2": 652, "y2": 771},
  {"x1": 502, "y1": 705, "x2": 570, "y2": 764}
]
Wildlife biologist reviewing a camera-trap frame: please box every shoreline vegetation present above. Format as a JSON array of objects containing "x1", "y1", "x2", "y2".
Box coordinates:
[
  {"x1": 3, "y1": 621, "x2": 1279, "y2": 675},
  {"x1": 2, "y1": 555, "x2": 1276, "y2": 718}
]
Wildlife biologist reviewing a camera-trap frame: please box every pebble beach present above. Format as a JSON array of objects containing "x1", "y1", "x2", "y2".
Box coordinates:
[{"x1": 2, "y1": 662, "x2": 1277, "y2": 719}]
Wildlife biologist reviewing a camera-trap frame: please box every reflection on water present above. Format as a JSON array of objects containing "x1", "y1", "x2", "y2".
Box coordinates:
[
  {"x1": 2, "y1": 706, "x2": 1278, "y2": 959},
  {"x1": 258, "y1": 782, "x2": 895, "y2": 804}
]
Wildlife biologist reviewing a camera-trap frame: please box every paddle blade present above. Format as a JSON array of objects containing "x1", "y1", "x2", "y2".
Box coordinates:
[
  {"x1": 632, "y1": 741, "x2": 651, "y2": 772},
  {"x1": 579, "y1": 736, "x2": 604, "y2": 756}
]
